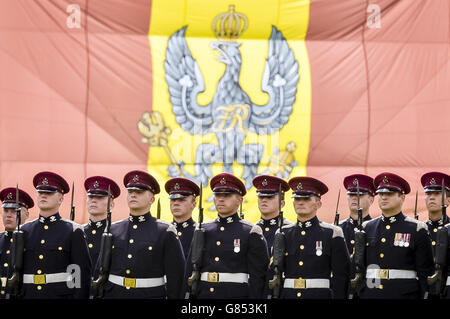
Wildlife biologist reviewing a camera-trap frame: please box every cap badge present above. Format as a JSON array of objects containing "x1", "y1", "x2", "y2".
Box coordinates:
[
  {"x1": 174, "y1": 183, "x2": 180, "y2": 190},
  {"x1": 42, "y1": 178, "x2": 49, "y2": 185},
  {"x1": 353, "y1": 178, "x2": 358, "y2": 186},
  {"x1": 430, "y1": 178, "x2": 436, "y2": 185},
  {"x1": 383, "y1": 176, "x2": 389, "y2": 184},
  {"x1": 297, "y1": 182, "x2": 302, "y2": 190},
  {"x1": 6, "y1": 193, "x2": 12, "y2": 200},
  {"x1": 220, "y1": 177, "x2": 227, "y2": 185},
  {"x1": 93, "y1": 181, "x2": 99, "y2": 188},
  {"x1": 133, "y1": 175, "x2": 139, "y2": 182},
  {"x1": 262, "y1": 179, "x2": 268, "y2": 187}
]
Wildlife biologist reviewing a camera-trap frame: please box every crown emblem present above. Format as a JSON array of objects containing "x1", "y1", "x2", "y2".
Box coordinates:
[
  {"x1": 212, "y1": 5, "x2": 248, "y2": 42},
  {"x1": 174, "y1": 183, "x2": 180, "y2": 190},
  {"x1": 430, "y1": 178, "x2": 436, "y2": 185},
  {"x1": 133, "y1": 175, "x2": 139, "y2": 182},
  {"x1": 297, "y1": 182, "x2": 302, "y2": 190},
  {"x1": 353, "y1": 178, "x2": 359, "y2": 186},
  {"x1": 7, "y1": 193, "x2": 12, "y2": 200},
  {"x1": 93, "y1": 181, "x2": 99, "y2": 188},
  {"x1": 220, "y1": 177, "x2": 227, "y2": 185},
  {"x1": 382, "y1": 176, "x2": 389, "y2": 184},
  {"x1": 42, "y1": 178, "x2": 49, "y2": 185},
  {"x1": 262, "y1": 179, "x2": 268, "y2": 187}
]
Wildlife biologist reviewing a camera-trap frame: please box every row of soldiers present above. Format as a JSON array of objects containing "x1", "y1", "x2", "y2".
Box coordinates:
[{"x1": 0, "y1": 169, "x2": 448, "y2": 299}]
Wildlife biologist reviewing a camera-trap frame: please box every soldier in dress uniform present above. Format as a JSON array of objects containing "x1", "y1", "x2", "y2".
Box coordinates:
[
  {"x1": 358, "y1": 172, "x2": 434, "y2": 299},
  {"x1": 0, "y1": 187, "x2": 33, "y2": 298},
  {"x1": 20, "y1": 171, "x2": 92, "y2": 299},
  {"x1": 278, "y1": 176, "x2": 350, "y2": 299},
  {"x1": 102, "y1": 170, "x2": 185, "y2": 299},
  {"x1": 165, "y1": 177, "x2": 199, "y2": 259},
  {"x1": 83, "y1": 176, "x2": 121, "y2": 273},
  {"x1": 185, "y1": 173, "x2": 269, "y2": 299},
  {"x1": 339, "y1": 174, "x2": 375, "y2": 298},
  {"x1": 420, "y1": 172, "x2": 450, "y2": 299}
]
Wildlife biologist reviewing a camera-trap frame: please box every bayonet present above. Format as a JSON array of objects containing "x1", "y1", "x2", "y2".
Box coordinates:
[
  {"x1": 70, "y1": 182, "x2": 75, "y2": 221},
  {"x1": 157, "y1": 198, "x2": 161, "y2": 219},
  {"x1": 334, "y1": 189, "x2": 341, "y2": 226},
  {"x1": 414, "y1": 190, "x2": 419, "y2": 220}
]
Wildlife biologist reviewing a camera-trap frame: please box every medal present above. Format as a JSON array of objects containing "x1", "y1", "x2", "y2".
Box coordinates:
[
  {"x1": 399, "y1": 233, "x2": 405, "y2": 247},
  {"x1": 394, "y1": 233, "x2": 400, "y2": 246},
  {"x1": 404, "y1": 233, "x2": 410, "y2": 247},
  {"x1": 234, "y1": 239, "x2": 240, "y2": 253},
  {"x1": 316, "y1": 241, "x2": 323, "y2": 256}
]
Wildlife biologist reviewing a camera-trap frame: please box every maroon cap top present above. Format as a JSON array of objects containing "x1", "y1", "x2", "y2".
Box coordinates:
[
  {"x1": 420, "y1": 171, "x2": 450, "y2": 193},
  {"x1": 288, "y1": 176, "x2": 328, "y2": 198},
  {"x1": 343, "y1": 174, "x2": 375, "y2": 196},
  {"x1": 33, "y1": 171, "x2": 70, "y2": 194},
  {"x1": 165, "y1": 177, "x2": 200, "y2": 199},
  {"x1": 252, "y1": 175, "x2": 289, "y2": 197},
  {"x1": 84, "y1": 176, "x2": 121, "y2": 198},
  {"x1": 210, "y1": 173, "x2": 246, "y2": 196},
  {"x1": 374, "y1": 172, "x2": 411, "y2": 195},
  {"x1": 123, "y1": 170, "x2": 160, "y2": 194},
  {"x1": 0, "y1": 187, "x2": 34, "y2": 209}
]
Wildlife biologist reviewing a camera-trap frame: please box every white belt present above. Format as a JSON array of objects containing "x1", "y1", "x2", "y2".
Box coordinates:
[
  {"x1": 200, "y1": 272, "x2": 249, "y2": 284},
  {"x1": 446, "y1": 276, "x2": 450, "y2": 286},
  {"x1": 283, "y1": 278, "x2": 330, "y2": 289},
  {"x1": 366, "y1": 268, "x2": 417, "y2": 280},
  {"x1": 108, "y1": 274, "x2": 165, "y2": 288},
  {"x1": 23, "y1": 272, "x2": 72, "y2": 284}
]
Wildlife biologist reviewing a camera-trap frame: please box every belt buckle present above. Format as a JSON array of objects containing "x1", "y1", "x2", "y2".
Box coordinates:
[
  {"x1": 378, "y1": 269, "x2": 389, "y2": 279},
  {"x1": 294, "y1": 277, "x2": 306, "y2": 289},
  {"x1": 34, "y1": 274, "x2": 46, "y2": 285},
  {"x1": 123, "y1": 277, "x2": 136, "y2": 288},
  {"x1": 207, "y1": 272, "x2": 219, "y2": 283}
]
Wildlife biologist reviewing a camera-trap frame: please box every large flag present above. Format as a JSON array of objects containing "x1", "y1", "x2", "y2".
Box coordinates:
[{"x1": 0, "y1": 0, "x2": 449, "y2": 227}]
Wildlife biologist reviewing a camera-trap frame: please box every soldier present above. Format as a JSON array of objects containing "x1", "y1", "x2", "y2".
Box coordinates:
[
  {"x1": 253, "y1": 175, "x2": 292, "y2": 254},
  {"x1": 359, "y1": 172, "x2": 434, "y2": 299},
  {"x1": 20, "y1": 171, "x2": 92, "y2": 299},
  {"x1": 165, "y1": 177, "x2": 199, "y2": 259},
  {"x1": 102, "y1": 170, "x2": 185, "y2": 299},
  {"x1": 0, "y1": 187, "x2": 33, "y2": 298},
  {"x1": 421, "y1": 172, "x2": 450, "y2": 299},
  {"x1": 83, "y1": 176, "x2": 121, "y2": 272},
  {"x1": 278, "y1": 176, "x2": 350, "y2": 299},
  {"x1": 339, "y1": 174, "x2": 375, "y2": 298},
  {"x1": 185, "y1": 173, "x2": 269, "y2": 299}
]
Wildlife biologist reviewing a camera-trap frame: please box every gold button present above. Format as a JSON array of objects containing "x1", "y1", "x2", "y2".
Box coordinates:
[
  {"x1": 9, "y1": 238, "x2": 13, "y2": 243},
  {"x1": 37, "y1": 270, "x2": 42, "y2": 274},
  {"x1": 300, "y1": 245, "x2": 304, "y2": 250},
  {"x1": 215, "y1": 257, "x2": 220, "y2": 262},
  {"x1": 265, "y1": 227, "x2": 270, "y2": 232},
  {"x1": 297, "y1": 292, "x2": 302, "y2": 297},
  {"x1": 216, "y1": 241, "x2": 221, "y2": 246},
  {"x1": 128, "y1": 254, "x2": 133, "y2": 259},
  {"x1": 0, "y1": 291, "x2": 4, "y2": 295},
  {"x1": 58, "y1": 246, "x2": 63, "y2": 251},
  {"x1": 299, "y1": 261, "x2": 304, "y2": 266},
  {"x1": 380, "y1": 253, "x2": 384, "y2": 258},
  {"x1": 386, "y1": 225, "x2": 390, "y2": 230},
  {"x1": 434, "y1": 228, "x2": 438, "y2": 233},
  {"x1": 44, "y1": 225, "x2": 49, "y2": 230},
  {"x1": 432, "y1": 241, "x2": 436, "y2": 246},
  {"x1": 92, "y1": 230, "x2": 96, "y2": 235},
  {"x1": 210, "y1": 287, "x2": 214, "y2": 292},
  {"x1": 3, "y1": 263, "x2": 8, "y2": 268},
  {"x1": 379, "y1": 284, "x2": 384, "y2": 290},
  {"x1": 285, "y1": 252, "x2": 289, "y2": 256},
  {"x1": 37, "y1": 285, "x2": 42, "y2": 290},
  {"x1": 126, "y1": 269, "x2": 131, "y2": 274},
  {"x1": 129, "y1": 239, "x2": 134, "y2": 244},
  {"x1": 40, "y1": 240, "x2": 45, "y2": 244},
  {"x1": 350, "y1": 240, "x2": 355, "y2": 245},
  {"x1": 133, "y1": 225, "x2": 138, "y2": 229},
  {"x1": 220, "y1": 226, "x2": 225, "y2": 231},
  {"x1": 148, "y1": 246, "x2": 152, "y2": 251},
  {"x1": 39, "y1": 255, "x2": 44, "y2": 260},
  {"x1": 112, "y1": 245, "x2": 115, "y2": 249},
  {"x1": 301, "y1": 231, "x2": 306, "y2": 236},
  {"x1": 381, "y1": 238, "x2": 386, "y2": 243},
  {"x1": 366, "y1": 243, "x2": 369, "y2": 246},
  {"x1": 178, "y1": 232, "x2": 182, "y2": 236},
  {"x1": 88, "y1": 243, "x2": 93, "y2": 248},
  {"x1": 6, "y1": 250, "x2": 10, "y2": 254}
]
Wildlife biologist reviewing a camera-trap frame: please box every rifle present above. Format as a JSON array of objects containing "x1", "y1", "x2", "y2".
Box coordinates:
[
  {"x1": 414, "y1": 190, "x2": 419, "y2": 220},
  {"x1": 268, "y1": 184, "x2": 285, "y2": 299},
  {"x1": 70, "y1": 182, "x2": 75, "y2": 221},
  {"x1": 187, "y1": 183, "x2": 205, "y2": 298},
  {"x1": 427, "y1": 179, "x2": 448, "y2": 296},
  {"x1": 6, "y1": 185, "x2": 25, "y2": 298},
  {"x1": 157, "y1": 198, "x2": 161, "y2": 219},
  {"x1": 90, "y1": 185, "x2": 113, "y2": 299},
  {"x1": 350, "y1": 180, "x2": 366, "y2": 290},
  {"x1": 334, "y1": 189, "x2": 341, "y2": 226}
]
